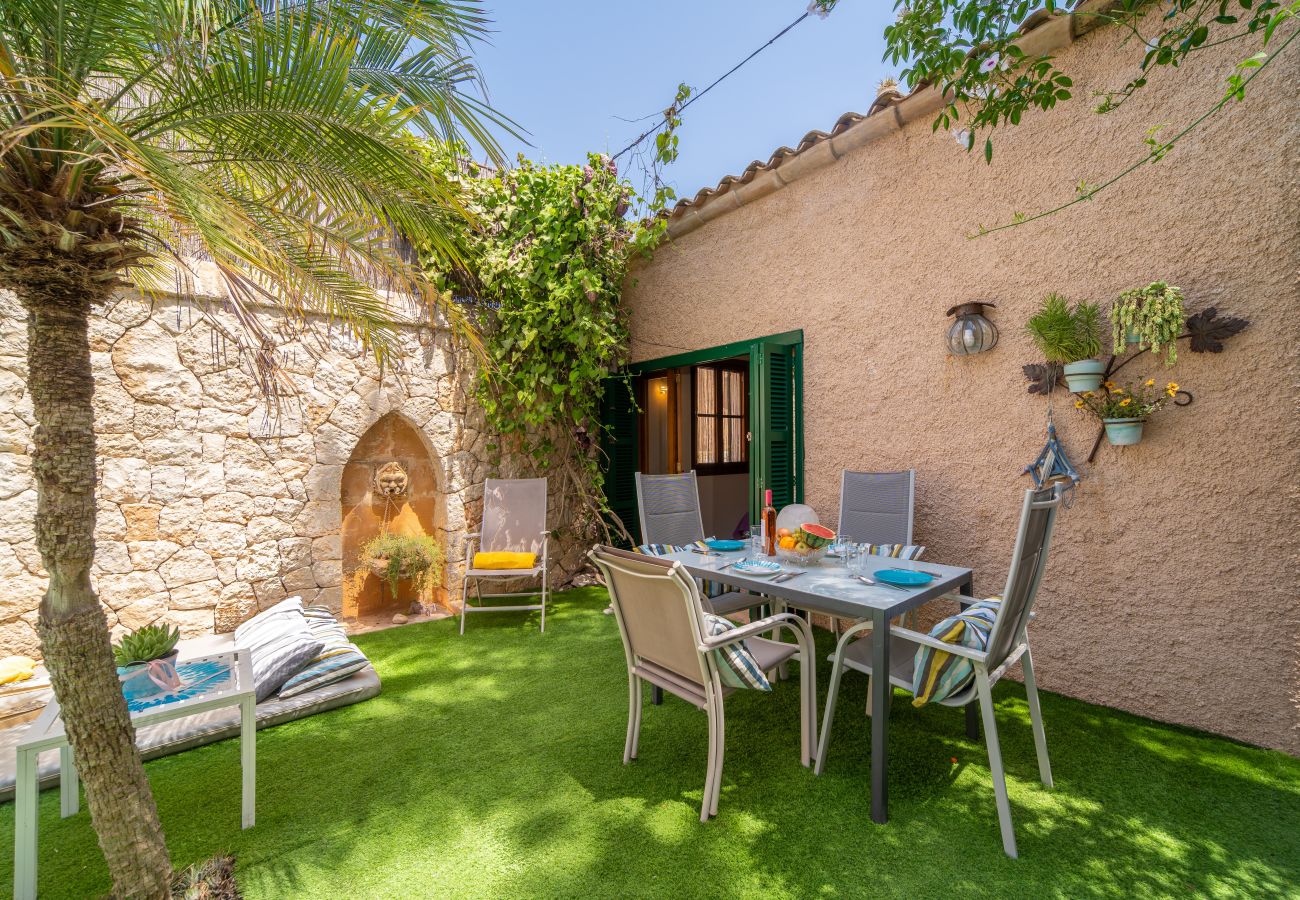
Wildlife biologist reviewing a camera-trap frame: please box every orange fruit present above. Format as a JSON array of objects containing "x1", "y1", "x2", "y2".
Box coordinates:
[
  {"x1": 777, "y1": 527, "x2": 792, "y2": 538},
  {"x1": 778, "y1": 535, "x2": 796, "y2": 550}
]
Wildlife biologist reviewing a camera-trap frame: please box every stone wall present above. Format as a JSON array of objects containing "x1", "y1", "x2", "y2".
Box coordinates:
[
  {"x1": 0, "y1": 285, "x2": 583, "y2": 657},
  {"x1": 622, "y1": 21, "x2": 1300, "y2": 753}
]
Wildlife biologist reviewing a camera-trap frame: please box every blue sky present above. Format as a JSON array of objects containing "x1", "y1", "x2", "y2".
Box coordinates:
[{"x1": 469, "y1": 1, "x2": 897, "y2": 204}]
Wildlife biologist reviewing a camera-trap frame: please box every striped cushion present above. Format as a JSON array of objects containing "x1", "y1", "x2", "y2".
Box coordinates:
[
  {"x1": 277, "y1": 608, "x2": 369, "y2": 699},
  {"x1": 911, "y1": 601, "x2": 999, "y2": 706},
  {"x1": 703, "y1": 614, "x2": 771, "y2": 691},
  {"x1": 865, "y1": 543, "x2": 926, "y2": 560},
  {"x1": 233, "y1": 600, "x2": 324, "y2": 702}
]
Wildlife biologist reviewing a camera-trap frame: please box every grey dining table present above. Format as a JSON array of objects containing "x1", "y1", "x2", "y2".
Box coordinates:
[{"x1": 658, "y1": 548, "x2": 975, "y2": 825}]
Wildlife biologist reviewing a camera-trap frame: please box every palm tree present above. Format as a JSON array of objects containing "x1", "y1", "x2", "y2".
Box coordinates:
[{"x1": 0, "y1": 1, "x2": 509, "y2": 895}]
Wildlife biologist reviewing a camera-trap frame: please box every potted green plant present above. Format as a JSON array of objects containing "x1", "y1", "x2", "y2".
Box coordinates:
[
  {"x1": 358, "y1": 532, "x2": 444, "y2": 598},
  {"x1": 1110, "y1": 281, "x2": 1185, "y2": 365},
  {"x1": 1025, "y1": 293, "x2": 1105, "y2": 392},
  {"x1": 1075, "y1": 377, "x2": 1180, "y2": 446},
  {"x1": 112, "y1": 623, "x2": 182, "y2": 701}
]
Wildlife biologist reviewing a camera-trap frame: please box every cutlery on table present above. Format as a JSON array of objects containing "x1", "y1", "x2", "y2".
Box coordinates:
[
  {"x1": 718, "y1": 557, "x2": 750, "y2": 570},
  {"x1": 773, "y1": 571, "x2": 804, "y2": 583}
]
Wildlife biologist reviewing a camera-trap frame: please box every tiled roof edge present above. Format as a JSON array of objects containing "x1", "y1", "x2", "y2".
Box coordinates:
[{"x1": 664, "y1": 0, "x2": 1117, "y2": 240}]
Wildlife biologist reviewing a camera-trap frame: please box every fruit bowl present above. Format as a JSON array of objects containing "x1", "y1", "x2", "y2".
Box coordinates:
[
  {"x1": 773, "y1": 522, "x2": 836, "y2": 565},
  {"x1": 774, "y1": 544, "x2": 830, "y2": 565}
]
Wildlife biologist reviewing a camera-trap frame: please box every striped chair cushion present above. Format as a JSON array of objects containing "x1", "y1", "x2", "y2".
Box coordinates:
[
  {"x1": 911, "y1": 600, "x2": 999, "y2": 706},
  {"x1": 703, "y1": 614, "x2": 771, "y2": 691},
  {"x1": 278, "y1": 608, "x2": 370, "y2": 699},
  {"x1": 865, "y1": 543, "x2": 926, "y2": 560}
]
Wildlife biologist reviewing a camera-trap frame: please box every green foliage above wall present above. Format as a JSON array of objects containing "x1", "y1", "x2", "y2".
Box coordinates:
[{"x1": 417, "y1": 145, "x2": 653, "y2": 538}]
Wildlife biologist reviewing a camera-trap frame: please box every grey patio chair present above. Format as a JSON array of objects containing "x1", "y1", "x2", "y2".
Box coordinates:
[
  {"x1": 815, "y1": 484, "x2": 1063, "y2": 858},
  {"x1": 459, "y1": 477, "x2": 549, "y2": 634},
  {"x1": 838, "y1": 469, "x2": 915, "y2": 545},
  {"x1": 827, "y1": 469, "x2": 917, "y2": 636},
  {"x1": 634, "y1": 471, "x2": 754, "y2": 617},
  {"x1": 588, "y1": 544, "x2": 817, "y2": 822}
]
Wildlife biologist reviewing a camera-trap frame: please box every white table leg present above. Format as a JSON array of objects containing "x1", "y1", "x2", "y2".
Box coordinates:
[
  {"x1": 240, "y1": 695, "x2": 256, "y2": 829},
  {"x1": 59, "y1": 744, "x2": 79, "y2": 818},
  {"x1": 14, "y1": 747, "x2": 38, "y2": 900}
]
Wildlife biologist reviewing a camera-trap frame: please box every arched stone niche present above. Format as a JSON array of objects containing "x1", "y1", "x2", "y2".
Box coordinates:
[{"x1": 340, "y1": 413, "x2": 446, "y2": 617}]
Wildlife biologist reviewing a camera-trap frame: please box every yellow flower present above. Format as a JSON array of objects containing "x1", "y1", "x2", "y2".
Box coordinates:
[
  {"x1": 1103, "y1": 381, "x2": 1116, "y2": 390},
  {"x1": 1119, "y1": 398, "x2": 1132, "y2": 407},
  {"x1": 1074, "y1": 400, "x2": 1084, "y2": 409},
  {"x1": 1167, "y1": 382, "x2": 1178, "y2": 392},
  {"x1": 1082, "y1": 391, "x2": 1094, "y2": 398},
  {"x1": 1112, "y1": 386, "x2": 1125, "y2": 394},
  {"x1": 1145, "y1": 378, "x2": 1155, "y2": 387}
]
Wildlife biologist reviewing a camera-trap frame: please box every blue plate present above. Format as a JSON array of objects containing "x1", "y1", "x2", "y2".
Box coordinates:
[
  {"x1": 733, "y1": 559, "x2": 783, "y2": 577},
  {"x1": 874, "y1": 568, "x2": 933, "y2": 587},
  {"x1": 705, "y1": 539, "x2": 745, "y2": 552}
]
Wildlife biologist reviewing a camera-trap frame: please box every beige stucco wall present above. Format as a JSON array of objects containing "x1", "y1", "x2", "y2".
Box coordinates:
[{"x1": 623, "y1": 23, "x2": 1300, "y2": 753}]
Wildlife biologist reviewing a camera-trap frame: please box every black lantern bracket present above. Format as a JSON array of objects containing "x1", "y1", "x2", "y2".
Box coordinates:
[{"x1": 1021, "y1": 306, "x2": 1249, "y2": 462}]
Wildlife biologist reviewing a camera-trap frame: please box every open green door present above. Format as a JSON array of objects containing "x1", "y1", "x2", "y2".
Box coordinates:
[
  {"x1": 600, "y1": 330, "x2": 802, "y2": 544},
  {"x1": 750, "y1": 339, "x2": 804, "y2": 525},
  {"x1": 599, "y1": 375, "x2": 640, "y2": 546}
]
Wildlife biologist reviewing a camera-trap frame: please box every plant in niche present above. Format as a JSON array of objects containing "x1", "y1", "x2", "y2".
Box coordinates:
[
  {"x1": 112, "y1": 624, "x2": 181, "y2": 667},
  {"x1": 1026, "y1": 294, "x2": 1106, "y2": 392},
  {"x1": 358, "y1": 533, "x2": 445, "y2": 597},
  {"x1": 1111, "y1": 282, "x2": 1186, "y2": 365}
]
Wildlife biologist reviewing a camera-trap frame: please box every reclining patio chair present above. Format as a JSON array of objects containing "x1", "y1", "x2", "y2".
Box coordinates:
[
  {"x1": 588, "y1": 545, "x2": 817, "y2": 822},
  {"x1": 635, "y1": 471, "x2": 755, "y2": 617},
  {"x1": 815, "y1": 484, "x2": 1062, "y2": 858},
  {"x1": 460, "y1": 478, "x2": 549, "y2": 634}
]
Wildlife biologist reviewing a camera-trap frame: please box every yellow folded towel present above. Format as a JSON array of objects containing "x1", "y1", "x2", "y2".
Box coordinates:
[
  {"x1": 0, "y1": 656, "x2": 37, "y2": 685},
  {"x1": 473, "y1": 551, "x2": 537, "y2": 570}
]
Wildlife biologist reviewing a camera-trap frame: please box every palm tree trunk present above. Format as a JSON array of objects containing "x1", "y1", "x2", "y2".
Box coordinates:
[{"x1": 22, "y1": 293, "x2": 172, "y2": 900}]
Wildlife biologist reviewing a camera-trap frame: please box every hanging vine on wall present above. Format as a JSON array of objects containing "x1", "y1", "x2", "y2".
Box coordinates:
[{"x1": 415, "y1": 144, "x2": 652, "y2": 540}]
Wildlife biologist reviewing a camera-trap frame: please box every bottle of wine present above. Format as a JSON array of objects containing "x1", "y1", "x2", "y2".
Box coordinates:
[{"x1": 761, "y1": 488, "x2": 777, "y2": 556}]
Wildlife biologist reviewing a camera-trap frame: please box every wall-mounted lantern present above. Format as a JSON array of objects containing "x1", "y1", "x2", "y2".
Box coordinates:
[{"x1": 945, "y1": 301, "x2": 999, "y2": 355}]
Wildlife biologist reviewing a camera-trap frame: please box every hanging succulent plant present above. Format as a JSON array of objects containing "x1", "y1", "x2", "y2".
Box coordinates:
[{"x1": 1110, "y1": 282, "x2": 1186, "y2": 366}]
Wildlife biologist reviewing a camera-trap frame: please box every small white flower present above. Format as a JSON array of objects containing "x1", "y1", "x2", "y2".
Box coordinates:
[
  {"x1": 979, "y1": 53, "x2": 1000, "y2": 74},
  {"x1": 952, "y1": 128, "x2": 972, "y2": 148},
  {"x1": 807, "y1": 0, "x2": 833, "y2": 20}
]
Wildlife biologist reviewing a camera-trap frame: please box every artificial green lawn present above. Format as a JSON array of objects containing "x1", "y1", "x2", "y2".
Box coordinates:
[{"x1": 3, "y1": 588, "x2": 1298, "y2": 899}]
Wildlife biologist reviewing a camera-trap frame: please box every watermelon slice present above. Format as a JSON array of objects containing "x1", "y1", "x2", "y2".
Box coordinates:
[{"x1": 796, "y1": 522, "x2": 835, "y2": 549}]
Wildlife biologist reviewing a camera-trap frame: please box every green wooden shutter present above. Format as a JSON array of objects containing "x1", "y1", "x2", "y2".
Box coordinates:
[
  {"x1": 751, "y1": 342, "x2": 803, "y2": 523},
  {"x1": 599, "y1": 375, "x2": 640, "y2": 547}
]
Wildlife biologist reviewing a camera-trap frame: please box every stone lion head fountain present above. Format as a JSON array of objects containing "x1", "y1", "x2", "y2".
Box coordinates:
[{"x1": 374, "y1": 460, "x2": 409, "y2": 499}]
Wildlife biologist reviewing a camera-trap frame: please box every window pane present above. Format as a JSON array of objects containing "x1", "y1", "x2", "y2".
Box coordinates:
[
  {"x1": 695, "y1": 367, "x2": 715, "y2": 415},
  {"x1": 723, "y1": 369, "x2": 743, "y2": 415},
  {"x1": 724, "y1": 418, "x2": 745, "y2": 463},
  {"x1": 696, "y1": 417, "x2": 716, "y2": 464}
]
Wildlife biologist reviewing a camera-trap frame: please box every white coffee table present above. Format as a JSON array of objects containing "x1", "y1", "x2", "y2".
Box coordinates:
[{"x1": 12, "y1": 649, "x2": 255, "y2": 900}]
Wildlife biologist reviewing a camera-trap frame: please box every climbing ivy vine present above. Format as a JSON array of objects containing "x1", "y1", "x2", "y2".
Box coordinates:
[{"x1": 417, "y1": 144, "x2": 649, "y2": 538}]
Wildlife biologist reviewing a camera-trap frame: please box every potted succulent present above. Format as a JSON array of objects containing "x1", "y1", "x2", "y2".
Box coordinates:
[
  {"x1": 1075, "y1": 378, "x2": 1180, "y2": 446},
  {"x1": 358, "y1": 532, "x2": 444, "y2": 597},
  {"x1": 1025, "y1": 293, "x2": 1106, "y2": 393},
  {"x1": 1110, "y1": 281, "x2": 1185, "y2": 365},
  {"x1": 112, "y1": 623, "x2": 182, "y2": 701}
]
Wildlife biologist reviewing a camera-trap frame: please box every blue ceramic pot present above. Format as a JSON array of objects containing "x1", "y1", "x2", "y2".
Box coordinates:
[
  {"x1": 1103, "y1": 418, "x2": 1145, "y2": 446},
  {"x1": 1062, "y1": 359, "x2": 1105, "y2": 393}
]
